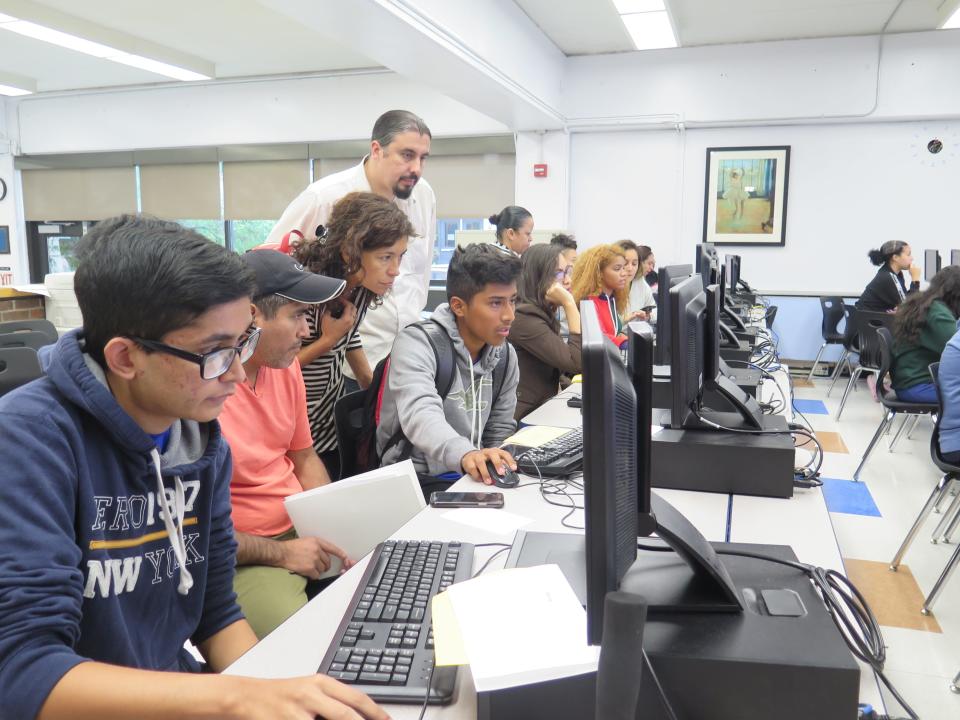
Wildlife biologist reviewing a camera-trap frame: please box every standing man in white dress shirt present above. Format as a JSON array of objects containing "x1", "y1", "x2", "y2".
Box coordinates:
[{"x1": 267, "y1": 110, "x2": 437, "y2": 392}]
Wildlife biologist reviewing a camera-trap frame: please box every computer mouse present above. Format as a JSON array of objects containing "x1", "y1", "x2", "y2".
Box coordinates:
[{"x1": 485, "y1": 459, "x2": 520, "y2": 488}]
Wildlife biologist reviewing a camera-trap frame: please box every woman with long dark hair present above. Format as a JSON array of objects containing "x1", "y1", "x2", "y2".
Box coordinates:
[
  {"x1": 858, "y1": 240, "x2": 921, "y2": 312},
  {"x1": 509, "y1": 243, "x2": 582, "y2": 419},
  {"x1": 292, "y1": 191, "x2": 414, "y2": 479},
  {"x1": 891, "y1": 265, "x2": 960, "y2": 403}
]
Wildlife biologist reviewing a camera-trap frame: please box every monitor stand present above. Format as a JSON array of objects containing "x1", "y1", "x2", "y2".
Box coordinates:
[
  {"x1": 506, "y1": 494, "x2": 742, "y2": 614},
  {"x1": 682, "y1": 374, "x2": 764, "y2": 430}
]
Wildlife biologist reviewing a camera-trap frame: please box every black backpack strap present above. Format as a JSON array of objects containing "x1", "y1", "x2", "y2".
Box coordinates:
[
  {"x1": 410, "y1": 320, "x2": 457, "y2": 399},
  {"x1": 491, "y1": 342, "x2": 512, "y2": 406}
]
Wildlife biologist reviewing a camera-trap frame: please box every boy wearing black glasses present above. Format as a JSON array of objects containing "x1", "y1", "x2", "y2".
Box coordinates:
[
  {"x1": 218, "y1": 249, "x2": 354, "y2": 640},
  {"x1": 0, "y1": 216, "x2": 386, "y2": 720}
]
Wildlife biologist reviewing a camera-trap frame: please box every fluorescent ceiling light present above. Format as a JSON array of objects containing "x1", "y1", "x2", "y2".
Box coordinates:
[
  {"x1": 0, "y1": 83, "x2": 32, "y2": 96},
  {"x1": 944, "y1": 8, "x2": 960, "y2": 29},
  {"x1": 613, "y1": 0, "x2": 665, "y2": 12},
  {"x1": 621, "y1": 11, "x2": 678, "y2": 50},
  {"x1": 0, "y1": 13, "x2": 209, "y2": 81}
]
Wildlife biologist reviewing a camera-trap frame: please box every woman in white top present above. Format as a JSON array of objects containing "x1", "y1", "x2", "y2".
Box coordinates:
[
  {"x1": 489, "y1": 206, "x2": 534, "y2": 256},
  {"x1": 616, "y1": 239, "x2": 657, "y2": 323}
]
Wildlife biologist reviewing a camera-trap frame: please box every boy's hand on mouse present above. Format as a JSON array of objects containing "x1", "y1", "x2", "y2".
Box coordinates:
[{"x1": 461, "y1": 448, "x2": 518, "y2": 484}]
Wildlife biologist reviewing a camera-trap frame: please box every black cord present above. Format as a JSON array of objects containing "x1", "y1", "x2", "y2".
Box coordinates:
[
  {"x1": 471, "y1": 545, "x2": 511, "y2": 579},
  {"x1": 417, "y1": 661, "x2": 436, "y2": 720},
  {"x1": 520, "y1": 453, "x2": 585, "y2": 529}
]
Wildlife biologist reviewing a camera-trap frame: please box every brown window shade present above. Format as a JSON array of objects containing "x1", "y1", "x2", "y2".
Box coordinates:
[
  {"x1": 139, "y1": 163, "x2": 220, "y2": 220},
  {"x1": 223, "y1": 160, "x2": 310, "y2": 220},
  {"x1": 22, "y1": 167, "x2": 137, "y2": 221},
  {"x1": 312, "y1": 158, "x2": 359, "y2": 182},
  {"x1": 423, "y1": 154, "x2": 515, "y2": 218}
]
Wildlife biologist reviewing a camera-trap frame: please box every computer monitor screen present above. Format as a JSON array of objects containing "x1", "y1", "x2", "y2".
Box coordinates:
[
  {"x1": 581, "y1": 300, "x2": 639, "y2": 645},
  {"x1": 695, "y1": 243, "x2": 717, "y2": 289},
  {"x1": 669, "y1": 275, "x2": 706, "y2": 429},
  {"x1": 925, "y1": 249, "x2": 942, "y2": 281},
  {"x1": 653, "y1": 264, "x2": 693, "y2": 366},
  {"x1": 704, "y1": 280, "x2": 722, "y2": 384},
  {"x1": 725, "y1": 254, "x2": 741, "y2": 293}
]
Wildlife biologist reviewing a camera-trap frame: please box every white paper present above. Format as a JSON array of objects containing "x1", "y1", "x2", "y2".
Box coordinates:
[
  {"x1": 283, "y1": 460, "x2": 425, "y2": 578},
  {"x1": 446, "y1": 564, "x2": 599, "y2": 691},
  {"x1": 441, "y1": 508, "x2": 532, "y2": 536},
  {"x1": 12, "y1": 283, "x2": 50, "y2": 297}
]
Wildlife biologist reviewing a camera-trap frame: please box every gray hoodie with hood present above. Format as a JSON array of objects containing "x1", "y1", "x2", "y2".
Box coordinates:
[{"x1": 377, "y1": 303, "x2": 519, "y2": 476}]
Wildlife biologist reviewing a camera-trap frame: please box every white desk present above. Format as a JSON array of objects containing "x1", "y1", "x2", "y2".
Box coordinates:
[{"x1": 226, "y1": 366, "x2": 851, "y2": 717}]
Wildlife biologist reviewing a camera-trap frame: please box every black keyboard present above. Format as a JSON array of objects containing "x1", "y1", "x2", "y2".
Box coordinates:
[
  {"x1": 318, "y1": 540, "x2": 474, "y2": 704},
  {"x1": 515, "y1": 427, "x2": 583, "y2": 478}
]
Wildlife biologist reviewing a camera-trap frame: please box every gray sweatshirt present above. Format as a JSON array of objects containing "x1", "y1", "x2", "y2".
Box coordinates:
[{"x1": 377, "y1": 303, "x2": 519, "y2": 476}]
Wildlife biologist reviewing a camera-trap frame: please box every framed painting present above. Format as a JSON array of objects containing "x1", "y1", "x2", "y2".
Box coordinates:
[{"x1": 703, "y1": 146, "x2": 790, "y2": 246}]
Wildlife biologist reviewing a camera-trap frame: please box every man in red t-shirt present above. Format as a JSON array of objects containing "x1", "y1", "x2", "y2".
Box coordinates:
[{"x1": 219, "y1": 249, "x2": 351, "y2": 638}]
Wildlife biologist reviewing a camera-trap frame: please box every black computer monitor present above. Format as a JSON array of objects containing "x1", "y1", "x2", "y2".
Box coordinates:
[
  {"x1": 581, "y1": 302, "x2": 741, "y2": 645},
  {"x1": 653, "y1": 264, "x2": 693, "y2": 366},
  {"x1": 581, "y1": 300, "x2": 639, "y2": 644},
  {"x1": 695, "y1": 242, "x2": 717, "y2": 289},
  {"x1": 951, "y1": 249, "x2": 960, "y2": 267},
  {"x1": 725, "y1": 254, "x2": 741, "y2": 294},
  {"x1": 670, "y1": 275, "x2": 763, "y2": 430},
  {"x1": 925, "y1": 249, "x2": 942, "y2": 281}
]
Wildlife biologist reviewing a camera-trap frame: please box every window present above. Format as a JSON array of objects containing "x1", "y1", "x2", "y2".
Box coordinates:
[
  {"x1": 178, "y1": 220, "x2": 226, "y2": 247},
  {"x1": 230, "y1": 220, "x2": 276, "y2": 253},
  {"x1": 431, "y1": 217, "x2": 486, "y2": 285}
]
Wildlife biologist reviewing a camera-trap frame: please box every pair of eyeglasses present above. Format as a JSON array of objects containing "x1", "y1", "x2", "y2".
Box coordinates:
[
  {"x1": 130, "y1": 326, "x2": 261, "y2": 380},
  {"x1": 554, "y1": 267, "x2": 574, "y2": 281}
]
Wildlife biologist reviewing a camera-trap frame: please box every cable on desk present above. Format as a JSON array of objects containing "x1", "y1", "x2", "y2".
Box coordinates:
[
  {"x1": 417, "y1": 661, "x2": 436, "y2": 720},
  {"x1": 515, "y1": 452, "x2": 585, "y2": 530},
  {"x1": 471, "y1": 546, "x2": 512, "y2": 580}
]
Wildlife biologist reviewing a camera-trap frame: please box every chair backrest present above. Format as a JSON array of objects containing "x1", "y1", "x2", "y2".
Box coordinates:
[
  {"x1": 764, "y1": 305, "x2": 778, "y2": 329},
  {"x1": 333, "y1": 390, "x2": 367, "y2": 480},
  {"x1": 0, "y1": 319, "x2": 58, "y2": 344},
  {"x1": 874, "y1": 326, "x2": 895, "y2": 392},
  {"x1": 927, "y1": 362, "x2": 959, "y2": 473},
  {"x1": 0, "y1": 347, "x2": 43, "y2": 397},
  {"x1": 855, "y1": 310, "x2": 895, "y2": 370},
  {"x1": 819, "y1": 296, "x2": 845, "y2": 339},
  {"x1": 0, "y1": 330, "x2": 54, "y2": 351},
  {"x1": 842, "y1": 303, "x2": 859, "y2": 351}
]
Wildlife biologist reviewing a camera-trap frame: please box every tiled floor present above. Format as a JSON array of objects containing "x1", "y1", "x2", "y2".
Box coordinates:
[{"x1": 796, "y1": 374, "x2": 960, "y2": 719}]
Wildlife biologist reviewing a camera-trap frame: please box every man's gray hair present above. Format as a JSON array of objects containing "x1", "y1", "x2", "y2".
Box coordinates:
[
  {"x1": 371, "y1": 110, "x2": 432, "y2": 148},
  {"x1": 253, "y1": 293, "x2": 295, "y2": 320}
]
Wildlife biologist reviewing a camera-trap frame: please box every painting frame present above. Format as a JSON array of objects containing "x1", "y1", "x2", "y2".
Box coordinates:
[{"x1": 702, "y1": 145, "x2": 790, "y2": 246}]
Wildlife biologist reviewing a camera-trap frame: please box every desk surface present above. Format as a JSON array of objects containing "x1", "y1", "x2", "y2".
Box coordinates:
[{"x1": 227, "y1": 367, "x2": 847, "y2": 716}]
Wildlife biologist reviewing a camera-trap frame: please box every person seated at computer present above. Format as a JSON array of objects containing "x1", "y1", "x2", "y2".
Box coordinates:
[
  {"x1": 489, "y1": 205, "x2": 534, "y2": 256},
  {"x1": 0, "y1": 216, "x2": 386, "y2": 720},
  {"x1": 891, "y1": 266, "x2": 960, "y2": 404},
  {"x1": 644, "y1": 248, "x2": 658, "y2": 292},
  {"x1": 935, "y1": 320, "x2": 960, "y2": 464},
  {"x1": 571, "y1": 243, "x2": 630, "y2": 347},
  {"x1": 858, "y1": 240, "x2": 921, "y2": 312},
  {"x1": 509, "y1": 243, "x2": 583, "y2": 420},
  {"x1": 377, "y1": 244, "x2": 521, "y2": 495},
  {"x1": 290, "y1": 191, "x2": 414, "y2": 481},
  {"x1": 219, "y1": 249, "x2": 357, "y2": 640},
  {"x1": 550, "y1": 232, "x2": 577, "y2": 265},
  {"x1": 616, "y1": 239, "x2": 657, "y2": 324}
]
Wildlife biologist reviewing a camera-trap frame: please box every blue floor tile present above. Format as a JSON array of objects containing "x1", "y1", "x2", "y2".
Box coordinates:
[
  {"x1": 793, "y1": 398, "x2": 829, "y2": 415},
  {"x1": 821, "y1": 477, "x2": 881, "y2": 517}
]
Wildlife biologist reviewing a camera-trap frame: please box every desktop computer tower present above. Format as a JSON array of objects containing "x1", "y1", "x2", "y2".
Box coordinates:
[{"x1": 486, "y1": 537, "x2": 860, "y2": 720}]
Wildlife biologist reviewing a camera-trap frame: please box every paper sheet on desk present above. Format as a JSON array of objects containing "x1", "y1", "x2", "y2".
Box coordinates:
[
  {"x1": 502, "y1": 425, "x2": 571, "y2": 448},
  {"x1": 442, "y1": 508, "x2": 532, "y2": 536},
  {"x1": 442, "y1": 564, "x2": 600, "y2": 692}
]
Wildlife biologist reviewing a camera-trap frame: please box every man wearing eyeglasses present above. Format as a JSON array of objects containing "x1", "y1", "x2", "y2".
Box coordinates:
[
  {"x1": 218, "y1": 249, "x2": 355, "y2": 639},
  {"x1": 0, "y1": 217, "x2": 387, "y2": 720}
]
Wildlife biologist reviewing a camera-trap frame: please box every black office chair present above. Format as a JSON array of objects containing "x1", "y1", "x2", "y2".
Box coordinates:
[
  {"x1": 827, "y1": 303, "x2": 859, "y2": 397},
  {"x1": 763, "y1": 305, "x2": 778, "y2": 329},
  {"x1": 0, "y1": 319, "x2": 58, "y2": 344},
  {"x1": 852, "y1": 328, "x2": 937, "y2": 479},
  {"x1": 333, "y1": 390, "x2": 368, "y2": 480},
  {"x1": 0, "y1": 347, "x2": 43, "y2": 396},
  {"x1": 889, "y1": 363, "x2": 959, "y2": 572},
  {"x1": 835, "y1": 310, "x2": 895, "y2": 420},
  {"x1": 808, "y1": 297, "x2": 846, "y2": 381},
  {"x1": 0, "y1": 329, "x2": 55, "y2": 351}
]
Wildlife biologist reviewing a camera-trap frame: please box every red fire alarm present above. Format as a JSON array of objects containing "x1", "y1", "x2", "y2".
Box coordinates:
[{"x1": 533, "y1": 163, "x2": 548, "y2": 178}]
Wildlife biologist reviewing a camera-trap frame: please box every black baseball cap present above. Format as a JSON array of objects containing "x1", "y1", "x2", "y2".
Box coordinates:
[{"x1": 242, "y1": 249, "x2": 345, "y2": 304}]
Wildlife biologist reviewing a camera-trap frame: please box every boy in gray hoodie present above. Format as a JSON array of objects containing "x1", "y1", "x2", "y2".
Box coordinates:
[{"x1": 377, "y1": 244, "x2": 521, "y2": 490}]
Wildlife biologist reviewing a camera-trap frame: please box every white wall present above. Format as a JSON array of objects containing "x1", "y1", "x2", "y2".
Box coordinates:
[
  {"x1": 0, "y1": 98, "x2": 27, "y2": 285},
  {"x1": 568, "y1": 119, "x2": 960, "y2": 295},
  {"x1": 514, "y1": 130, "x2": 570, "y2": 232},
  {"x1": 8, "y1": 71, "x2": 510, "y2": 154}
]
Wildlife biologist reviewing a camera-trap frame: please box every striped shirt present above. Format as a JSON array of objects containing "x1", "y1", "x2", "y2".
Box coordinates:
[{"x1": 301, "y1": 286, "x2": 376, "y2": 454}]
